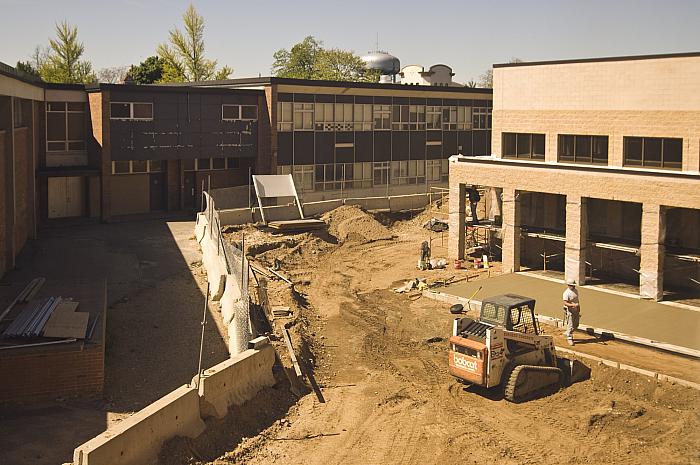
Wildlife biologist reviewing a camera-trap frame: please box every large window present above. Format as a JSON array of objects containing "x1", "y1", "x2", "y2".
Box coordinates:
[
  {"x1": 353, "y1": 104, "x2": 373, "y2": 131},
  {"x1": 277, "y1": 102, "x2": 293, "y2": 131},
  {"x1": 314, "y1": 103, "x2": 334, "y2": 131},
  {"x1": 110, "y1": 102, "x2": 153, "y2": 120},
  {"x1": 457, "y1": 106, "x2": 471, "y2": 130},
  {"x1": 334, "y1": 103, "x2": 353, "y2": 131},
  {"x1": 391, "y1": 160, "x2": 425, "y2": 185},
  {"x1": 373, "y1": 105, "x2": 391, "y2": 130},
  {"x1": 392, "y1": 105, "x2": 410, "y2": 130},
  {"x1": 427, "y1": 159, "x2": 441, "y2": 182},
  {"x1": 558, "y1": 135, "x2": 608, "y2": 164},
  {"x1": 442, "y1": 106, "x2": 457, "y2": 130},
  {"x1": 353, "y1": 162, "x2": 373, "y2": 188},
  {"x1": 46, "y1": 101, "x2": 85, "y2": 152},
  {"x1": 373, "y1": 161, "x2": 390, "y2": 185},
  {"x1": 426, "y1": 106, "x2": 441, "y2": 130},
  {"x1": 222, "y1": 104, "x2": 257, "y2": 121},
  {"x1": 293, "y1": 103, "x2": 313, "y2": 130},
  {"x1": 623, "y1": 136, "x2": 682, "y2": 170},
  {"x1": 111, "y1": 160, "x2": 163, "y2": 174},
  {"x1": 473, "y1": 107, "x2": 492, "y2": 129},
  {"x1": 502, "y1": 133, "x2": 545, "y2": 160},
  {"x1": 293, "y1": 164, "x2": 314, "y2": 191},
  {"x1": 315, "y1": 163, "x2": 355, "y2": 191}
]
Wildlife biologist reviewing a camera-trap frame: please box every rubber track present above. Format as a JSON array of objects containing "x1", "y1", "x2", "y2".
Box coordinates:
[{"x1": 504, "y1": 365, "x2": 562, "y2": 403}]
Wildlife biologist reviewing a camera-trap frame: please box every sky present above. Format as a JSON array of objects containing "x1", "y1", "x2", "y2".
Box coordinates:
[{"x1": 0, "y1": 0, "x2": 698, "y2": 83}]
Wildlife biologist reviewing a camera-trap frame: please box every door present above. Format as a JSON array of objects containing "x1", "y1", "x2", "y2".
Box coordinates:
[
  {"x1": 48, "y1": 177, "x2": 84, "y2": 218},
  {"x1": 149, "y1": 173, "x2": 166, "y2": 211},
  {"x1": 183, "y1": 172, "x2": 196, "y2": 210}
]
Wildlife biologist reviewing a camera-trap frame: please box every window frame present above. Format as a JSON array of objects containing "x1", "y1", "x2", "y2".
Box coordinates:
[
  {"x1": 502, "y1": 132, "x2": 545, "y2": 161},
  {"x1": 46, "y1": 101, "x2": 86, "y2": 152},
  {"x1": 623, "y1": 136, "x2": 683, "y2": 170},
  {"x1": 111, "y1": 160, "x2": 165, "y2": 174},
  {"x1": 472, "y1": 107, "x2": 492, "y2": 130},
  {"x1": 277, "y1": 102, "x2": 293, "y2": 131},
  {"x1": 110, "y1": 101, "x2": 154, "y2": 121},
  {"x1": 293, "y1": 102, "x2": 314, "y2": 131},
  {"x1": 222, "y1": 104, "x2": 258, "y2": 122},
  {"x1": 373, "y1": 104, "x2": 391, "y2": 130},
  {"x1": 557, "y1": 134, "x2": 609, "y2": 165}
]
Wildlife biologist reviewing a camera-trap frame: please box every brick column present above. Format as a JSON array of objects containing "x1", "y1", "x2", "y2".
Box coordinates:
[
  {"x1": 448, "y1": 182, "x2": 466, "y2": 260},
  {"x1": 640, "y1": 204, "x2": 665, "y2": 301},
  {"x1": 502, "y1": 188, "x2": 521, "y2": 273},
  {"x1": 565, "y1": 195, "x2": 588, "y2": 285}
]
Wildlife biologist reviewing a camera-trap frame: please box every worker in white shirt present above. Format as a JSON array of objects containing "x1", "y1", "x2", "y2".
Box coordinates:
[{"x1": 563, "y1": 279, "x2": 580, "y2": 346}]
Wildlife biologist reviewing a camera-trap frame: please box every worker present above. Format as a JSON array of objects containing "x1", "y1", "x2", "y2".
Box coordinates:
[
  {"x1": 467, "y1": 186, "x2": 481, "y2": 225},
  {"x1": 562, "y1": 279, "x2": 580, "y2": 346}
]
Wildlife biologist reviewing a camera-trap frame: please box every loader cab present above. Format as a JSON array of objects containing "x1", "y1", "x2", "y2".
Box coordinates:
[{"x1": 479, "y1": 294, "x2": 539, "y2": 335}]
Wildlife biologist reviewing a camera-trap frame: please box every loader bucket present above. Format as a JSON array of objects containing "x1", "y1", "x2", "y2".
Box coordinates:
[{"x1": 557, "y1": 358, "x2": 591, "y2": 386}]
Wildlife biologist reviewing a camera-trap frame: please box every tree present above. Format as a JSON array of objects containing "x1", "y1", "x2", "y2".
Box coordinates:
[
  {"x1": 478, "y1": 57, "x2": 524, "y2": 88},
  {"x1": 465, "y1": 80, "x2": 477, "y2": 88},
  {"x1": 39, "y1": 21, "x2": 96, "y2": 84},
  {"x1": 124, "y1": 56, "x2": 164, "y2": 84},
  {"x1": 97, "y1": 66, "x2": 129, "y2": 84},
  {"x1": 157, "y1": 4, "x2": 232, "y2": 82},
  {"x1": 15, "y1": 61, "x2": 40, "y2": 78},
  {"x1": 272, "y1": 36, "x2": 380, "y2": 82}
]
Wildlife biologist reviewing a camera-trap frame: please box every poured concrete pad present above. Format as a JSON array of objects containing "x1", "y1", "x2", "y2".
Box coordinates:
[{"x1": 441, "y1": 273, "x2": 700, "y2": 352}]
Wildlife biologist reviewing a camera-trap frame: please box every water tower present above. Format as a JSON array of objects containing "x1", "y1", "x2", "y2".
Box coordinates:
[{"x1": 361, "y1": 50, "x2": 400, "y2": 83}]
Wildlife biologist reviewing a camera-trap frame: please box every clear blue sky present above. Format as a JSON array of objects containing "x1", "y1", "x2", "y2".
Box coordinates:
[{"x1": 1, "y1": 0, "x2": 698, "y2": 83}]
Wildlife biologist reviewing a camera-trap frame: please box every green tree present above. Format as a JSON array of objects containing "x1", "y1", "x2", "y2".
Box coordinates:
[
  {"x1": 39, "y1": 21, "x2": 96, "y2": 84},
  {"x1": 157, "y1": 4, "x2": 232, "y2": 82},
  {"x1": 272, "y1": 36, "x2": 380, "y2": 82},
  {"x1": 15, "y1": 61, "x2": 40, "y2": 78},
  {"x1": 125, "y1": 56, "x2": 165, "y2": 84}
]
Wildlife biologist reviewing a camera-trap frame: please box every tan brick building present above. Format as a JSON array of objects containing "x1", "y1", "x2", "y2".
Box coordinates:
[{"x1": 449, "y1": 52, "x2": 700, "y2": 301}]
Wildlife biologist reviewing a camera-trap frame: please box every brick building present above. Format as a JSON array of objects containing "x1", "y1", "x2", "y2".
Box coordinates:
[{"x1": 448, "y1": 52, "x2": 700, "y2": 302}]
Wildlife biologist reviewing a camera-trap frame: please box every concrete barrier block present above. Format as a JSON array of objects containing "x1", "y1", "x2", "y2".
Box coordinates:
[
  {"x1": 194, "y1": 213, "x2": 208, "y2": 243},
  {"x1": 198, "y1": 345, "x2": 276, "y2": 420},
  {"x1": 73, "y1": 385, "x2": 205, "y2": 465},
  {"x1": 619, "y1": 363, "x2": 658, "y2": 379},
  {"x1": 248, "y1": 336, "x2": 270, "y2": 350},
  {"x1": 218, "y1": 208, "x2": 254, "y2": 226},
  {"x1": 201, "y1": 237, "x2": 227, "y2": 301},
  {"x1": 303, "y1": 199, "x2": 343, "y2": 217}
]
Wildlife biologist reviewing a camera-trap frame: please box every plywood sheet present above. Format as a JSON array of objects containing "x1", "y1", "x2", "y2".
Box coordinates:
[
  {"x1": 53, "y1": 300, "x2": 80, "y2": 314},
  {"x1": 43, "y1": 311, "x2": 89, "y2": 338}
]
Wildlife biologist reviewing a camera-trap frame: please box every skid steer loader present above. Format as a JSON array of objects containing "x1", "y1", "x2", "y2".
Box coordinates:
[{"x1": 449, "y1": 294, "x2": 575, "y2": 402}]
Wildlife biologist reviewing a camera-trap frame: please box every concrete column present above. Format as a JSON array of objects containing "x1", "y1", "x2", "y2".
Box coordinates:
[
  {"x1": 448, "y1": 182, "x2": 466, "y2": 260},
  {"x1": 640, "y1": 204, "x2": 666, "y2": 301},
  {"x1": 502, "y1": 188, "x2": 521, "y2": 273},
  {"x1": 565, "y1": 195, "x2": 588, "y2": 285}
]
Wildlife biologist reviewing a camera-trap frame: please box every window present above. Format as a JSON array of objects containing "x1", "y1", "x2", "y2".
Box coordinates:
[
  {"x1": 192, "y1": 158, "x2": 240, "y2": 170},
  {"x1": 502, "y1": 133, "x2": 545, "y2": 160},
  {"x1": 392, "y1": 105, "x2": 410, "y2": 130},
  {"x1": 277, "y1": 102, "x2": 293, "y2": 131},
  {"x1": 334, "y1": 103, "x2": 353, "y2": 131},
  {"x1": 46, "y1": 101, "x2": 85, "y2": 152},
  {"x1": 457, "y1": 106, "x2": 471, "y2": 130},
  {"x1": 277, "y1": 165, "x2": 292, "y2": 175},
  {"x1": 391, "y1": 160, "x2": 425, "y2": 185},
  {"x1": 314, "y1": 103, "x2": 334, "y2": 130},
  {"x1": 409, "y1": 105, "x2": 425, "y2": 130},
  {"x1": 241, "y1": 105, "x2": 257, "y2": 120},
  {"x1": 623, "y1": 137, "x2": 682, "y2": 170},
  {"x1": 315, "y1": 163, "x2": 354, "y2": 191},
  {"x1": 353, "y1": 162, "x2": 373, "y2": 188},
  {"x1": 373, "y1": 161, "x2": 390, "y2": 185},
  {"x1": 373, "y1": 105, "x2": 391, "y2": 130},
  {"x1": 293, "y1": 164, "x2": 314, "y2": 191},
  {"x1": 12, "y1": 98, "x2": 25, "y2": 128},
  {"x1": 293, "y1": 103, "x2": 313, "y2": 130},
  {"x1": 353, "y1": 104, "x2": 373, "y2": 131},
  {"x1": 558, "y1": 135, "x2": 609, "y2": 164},
  {"x1": 222, "y1": 104, "x2": 257, "y2": 121},
  {"x1": 441, "y1": 159, "x2": 449, "y2": 181},
  {"x1": 110, "y1": 102, "x2": 153, "y2": 120},
  {"x1": 427, "y1": 159, "x2": 441, "y2": 182},
  {"x1": 427, "y1": 106, "x2": 441, "y2": 130},
  {"x1": 111, "y1": 160, "x2": 164, "y2": 174},
  {"x1": 442, "y1": 106, "x2": 458, "y2": 130},
  {"x1": 473, "y1": 107, "x2": 491, "y2": 129}
]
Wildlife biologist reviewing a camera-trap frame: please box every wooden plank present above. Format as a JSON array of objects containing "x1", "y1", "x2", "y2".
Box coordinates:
[
  {"x1": 52, "y1": 301, "x2": 80, "y2": 314},
  {"x1": 42, "y1": 311, "x2": 89, "y2": 339},
  {"x1": 282, "y1": 327, "x2": 303, "y2": 378},
  {"x1": 268, "y1": 268, "x2": 293, "y2": 285}
]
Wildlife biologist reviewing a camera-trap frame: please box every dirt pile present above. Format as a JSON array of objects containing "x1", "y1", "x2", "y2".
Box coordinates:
[{"x1": 322, "y1": 205, "x2": 393, "y2": 244}]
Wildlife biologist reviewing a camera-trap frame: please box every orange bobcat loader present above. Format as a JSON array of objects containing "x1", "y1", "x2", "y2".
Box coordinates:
[{"x1": 449, "y1": 294, "x2": 572, "y2": 402}]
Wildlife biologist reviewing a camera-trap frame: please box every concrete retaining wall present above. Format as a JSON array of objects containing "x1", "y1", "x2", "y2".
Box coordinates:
[
  {"x1": 72, "y1": 340, "x2": 276, "y2": 465},
  {"x1": 73, "y1": 385, "x2": 206, "y2": 465},
  {"x1": 197, "y1": 342, "x2": 276, "y2": 419}
]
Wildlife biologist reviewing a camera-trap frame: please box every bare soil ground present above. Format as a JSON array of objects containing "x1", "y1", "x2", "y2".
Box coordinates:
[{"x1": 164, "y1": 205, "x2": 700, "y2": 465}]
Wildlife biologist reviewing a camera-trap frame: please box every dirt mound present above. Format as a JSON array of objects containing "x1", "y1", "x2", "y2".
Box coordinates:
[{"x1": 322, "y1": 205, "x2": 393, "y2": 244}]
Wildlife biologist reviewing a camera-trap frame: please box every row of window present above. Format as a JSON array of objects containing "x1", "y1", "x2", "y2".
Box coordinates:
[
  {"x1": 108, "y1": 102, "x2": 258, "y2": 122},
  {"x1": 502, "y1": 133, "x2": 684, "y2": 170},
  {"x1": 277, "y1": 160, "x2": 448, "y2": 192},
  {"x1": 277, "y1": 102, "x2": 491, "y2": 132},
  {"x1": 111, "y1": 157, "x2": 241, "y2": 174}
]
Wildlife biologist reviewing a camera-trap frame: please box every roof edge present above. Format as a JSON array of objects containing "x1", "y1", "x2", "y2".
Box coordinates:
[{"x1": 493, "y1": 51, "x2": 700, "y2": 69}]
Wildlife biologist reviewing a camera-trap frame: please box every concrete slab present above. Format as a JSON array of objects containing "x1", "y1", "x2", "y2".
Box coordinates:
[{"x1": 440, "y1": 273, "x2": 700, "y2": 352}]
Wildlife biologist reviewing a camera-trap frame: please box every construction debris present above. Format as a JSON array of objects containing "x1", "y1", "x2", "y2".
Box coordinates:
[
  {"x1": 268, "y1": 219, "x2": 327, "y2": 232},
  {"x1": 423, "y1": 218, "x2": 449, "y2": 232},
  {"x1": 3, "y1": 297, "x2": 62, "y2": 338},
  {"x1": 0, "y1": 277, "x2": 45, "y2": 324}
]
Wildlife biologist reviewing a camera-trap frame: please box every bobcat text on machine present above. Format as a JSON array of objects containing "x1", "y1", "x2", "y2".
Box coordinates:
[{"x1": 449, "y1": 294, "x2": 578, "y2": 403}]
